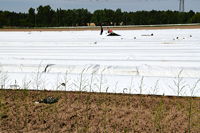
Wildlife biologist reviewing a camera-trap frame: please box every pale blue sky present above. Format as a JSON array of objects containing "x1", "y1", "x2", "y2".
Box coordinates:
[{"x1": 0, "y1": 0, "x2": 199, "y2": 13}]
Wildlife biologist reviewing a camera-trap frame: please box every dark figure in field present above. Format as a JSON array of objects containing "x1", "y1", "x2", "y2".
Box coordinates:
[{"x1": 100, "y1": 24, "x2": 103, "y2": 35}]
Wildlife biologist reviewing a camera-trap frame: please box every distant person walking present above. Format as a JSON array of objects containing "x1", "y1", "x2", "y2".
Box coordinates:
[{"x1": 100, "y1": 24, "x2": 103, "y2": 35}]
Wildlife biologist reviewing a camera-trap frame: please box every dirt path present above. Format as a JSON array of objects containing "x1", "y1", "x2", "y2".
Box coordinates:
[{"x1": 1, "y1": 25, "x2": 200, "y2": 32}]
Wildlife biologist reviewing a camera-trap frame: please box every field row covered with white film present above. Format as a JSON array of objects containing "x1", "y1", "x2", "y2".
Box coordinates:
[{"x1": 1, "y1": 28, "x2": 200, "y2": 96}]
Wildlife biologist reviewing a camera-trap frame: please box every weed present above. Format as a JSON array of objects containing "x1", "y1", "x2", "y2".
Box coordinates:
[
  {"x1": 169, "y1": 69, "x2": 188, "y2": 96},
  {"x1": 0, "y1": 69, "x2": 8, "y2": 89},
  {"x1": 73, "y1": 67, "x2": 89, "y2": 92},
  {"x1": 21, "y1": 76, "x2": 31, "y2": 90},
  {"x1": 153, "y1": 100, "x2": 166, "y2": 132},
  {"x1": 139, "y1": 76, "x2": 144, "y2": 94},
  {"x1": 129, "y1": 76, "x2": 134, "y2": 94},
  {"x1": 32, "y1": 63, "x2": 46, "y2": 90},
  {"x1": 150, "y1": 79, "x2": 160, "y2": 95},
  {"x1": 99, "y1": 68, "x2": 106, "y2": 93}
]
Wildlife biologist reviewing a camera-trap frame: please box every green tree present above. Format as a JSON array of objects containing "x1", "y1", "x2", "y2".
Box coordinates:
[
  {"x1": 75, "y1": 9, "x2": 91, "y2": 26},
  {"x1": 114, "y1": 9, "x2": 123, "y2": 25},
  {"x1": 190, "y1": 13, "x2": 200, "y2": 23},
  {"x1": 0, "y1": 6, "x2": 198, "y2": 27},
  {"x1": 91, "y1": 10, "x2": 106, "y2": 25},
  {"x1": 104, "y1": 9, "x2": 115, "y2": 25},
  {"x1": 37, "y1": 5, "x2": 54, "y2": 26},
  {"x1": 0, "y1": 12, "x2": 3, "y2": 28},
  {"x1": 28, "y1": 8, "x2": 35, "y2": 27}
]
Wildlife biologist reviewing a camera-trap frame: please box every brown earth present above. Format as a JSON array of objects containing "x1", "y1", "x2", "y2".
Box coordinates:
[
  {"x1": 1, "y1": 25, "x2": 200, "y2": 32},
  {"x1": 0, "y1": 89, "x2": 199, "y2": 133}
]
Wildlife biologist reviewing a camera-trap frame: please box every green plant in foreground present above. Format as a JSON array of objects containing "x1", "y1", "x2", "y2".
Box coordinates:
[
  {"x1": 187, "y1": 97, "x2": 193, "y2": 133},
  {"x1": 153, "y1": 100, "x2": 166, "y2": 132},
  {"x1": 0, "y1": 98, "x2": 8, "y2": 120}
]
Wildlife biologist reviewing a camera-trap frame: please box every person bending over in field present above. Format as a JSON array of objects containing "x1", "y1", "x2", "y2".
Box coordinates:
[
  {"x1": 107, "y1": 28, "x2": 120, "y2": 36},
  {"x1": 107, "y1": 28, "x2": 113, "y2": 34}
]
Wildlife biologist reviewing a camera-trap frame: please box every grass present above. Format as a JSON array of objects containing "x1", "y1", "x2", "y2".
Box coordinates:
[{"x1": 0, "y1": 89, "x2": 199, "y2": 132}]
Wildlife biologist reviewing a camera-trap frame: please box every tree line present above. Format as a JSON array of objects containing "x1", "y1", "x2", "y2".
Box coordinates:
[{"x1": 0, "y1": 5, "x2": 200, "y2": 28}]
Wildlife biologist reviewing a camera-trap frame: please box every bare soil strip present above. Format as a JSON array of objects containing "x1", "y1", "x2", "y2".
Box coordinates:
[
  {"x1": 0, "y1": 90, "x2": 199, "y2": 132},
  {"x1": 1, "y1": 25, "x2": 200, "y2": 31}
]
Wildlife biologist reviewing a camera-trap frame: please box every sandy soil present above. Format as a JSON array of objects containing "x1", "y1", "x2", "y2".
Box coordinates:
[
  {"x1": 0, "y1": 90, "x2": 199, "y2": 132},
  {"x1": 1, "y1": 25, "x2": 200, "y2": 32}
]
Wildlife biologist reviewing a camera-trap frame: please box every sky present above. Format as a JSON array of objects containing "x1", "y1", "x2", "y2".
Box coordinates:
[{"x1": 0, "y1": 0, "x2": 200, "y2": 13}]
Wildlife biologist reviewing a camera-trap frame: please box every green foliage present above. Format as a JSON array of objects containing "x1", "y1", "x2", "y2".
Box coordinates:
[
  {"x1": 190, "y1": 13, "x2": 200, "y2": 23},
  {"x1": 36, "y1": 5, "x2": 55, "y2": 27},
  {"x1": 91, "y1": 10, "x2": 107, "y2": 25},
  {"x1": 28, "y1": 8, "x2": 35, "y2": 27},
  {"x1": 0, "y1": 5, "x2": 199, "y2": 27}
]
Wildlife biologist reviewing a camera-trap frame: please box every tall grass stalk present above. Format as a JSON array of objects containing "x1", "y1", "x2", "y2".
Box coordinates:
[
  {"x1": 64, "y1": 70, "x2": 69, "y2": 91},
  {"x1": 129, "y1": 76, "x2": 134, "y2": 94},
  {"x1": 187, "y1": 97, "x2": 193, "y2": 133},
  {"x1": 187, "y1": 79, "x2": 200, "y2": 132},
  {"x1": 0, "y1": 70, "x2": 8, "y2": 89},
  {"x1": 151, "y1": 80, "x2": 160, "y2": 95},
  {"x1": 21, "y1": 76, "x2": 31, "y2": 90},
  {"x1": 139, "y1": 76, "x2": 144, "y2": 94},
  {"x1": 169, "y1": 69, "x2": 187, "y2": 96},
  {"x1": 99, "y1": 68, "x2": 106, "y2": 93},
  {"x1": 89, "y1": 70, "x2": 97, "y2": 92},
  {"x1": 73, "y1": 66, "x2": 90, "y2": 92},
  {"x1": 32, "y1": 63, "x2": 44, "y2": 90}
]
